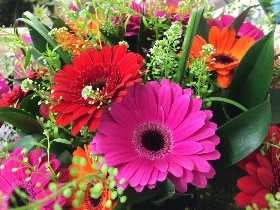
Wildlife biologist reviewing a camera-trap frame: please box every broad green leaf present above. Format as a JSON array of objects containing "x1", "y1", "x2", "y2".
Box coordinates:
[
  {"x1": 228, "y1": 7, "x2": 252, "y2": 33},
  {"x1": 20, "y1": 93, "x2": 41, "y2": 117},
  {"x1": 228, "y1": 29, "x2": 274, "y2": 113},
  {"x1": 0, "y1": 107, "x2": 44, "y2": 135},
  {"x1": 176, "y1": 6, "x2": 204, "y2": 84},
  {"x1": 212, "y1": 97, "x2": 271, "y2": 169},
  {"x1": 56, "y1": 149, "x2": 73, "y2": 168},
  {"x1": 52, "y1": 138, "x2": 72, "y2": 145},
  {"x1": 151, "y1": 179, "x2": 175, "y2": 204},
  {"x1": 195, "y1": 16, "x2": 209, "y2": 42},
  {"x1": 268, "y1": 88, "x2": 280, "y2": 124},
  {"x1": 14, "y1": 134, "x2": 45, "y2": 151}
]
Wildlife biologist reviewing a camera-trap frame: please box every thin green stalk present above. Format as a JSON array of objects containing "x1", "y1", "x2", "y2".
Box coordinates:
[{"x1": 203, "y1": 97, "x2": 248, "y2": 112}]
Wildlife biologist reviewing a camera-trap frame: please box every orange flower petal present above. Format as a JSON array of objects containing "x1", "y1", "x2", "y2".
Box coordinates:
[{"x1": 217, "y1": 73, "x2": 233, "y2": 88}]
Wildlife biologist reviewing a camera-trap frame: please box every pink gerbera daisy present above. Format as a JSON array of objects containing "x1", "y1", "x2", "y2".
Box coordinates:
[
  {"x1": 50, "y1": 45, "x2": 145, "y2": 135},
  {"x1": 0, "y1": 147, "x2": 68, "y2": 209},
  {"x1": 90, "y1": 79, "x2": 220, "y2": 192}
]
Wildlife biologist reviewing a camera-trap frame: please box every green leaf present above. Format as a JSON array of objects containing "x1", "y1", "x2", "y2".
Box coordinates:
[
  {"x1": 212, "y1": 96, "x2": 271, "y2": 169},
  {"x1": 113, "y1": 186, "x2": 156, "y2": 210},
  {"x1": 99, "y1": 28, "x2": 122, "y2": 46},
  {"x1": 52, "y1": 138, "x2": 72, "y2": 145},
  {"x1": 14, "y1": 134, "x2": 45, "y2": 151},
  {"x1": 52, "y1": 17, "x2": 70, "y2": 29},
  {"x1": 19, "y1": 93, "x2": 41, "y2": 117},
  {"x1": 228, "y1": 29, "x2": 274, "y2": 112},
  {"x1": 0, "y1": 107, "x2": 44, "y2": 135},
  {"x1": 151, "y1": 179, "x2": 175, "y2": 204},
  {"x1": 56, "y1": 149, "x2": 73, "y2": 168},
  {"x1": 176, "y1": 6, "x2": 204, "y2": 84},
  {"x1": 228, "y1": 7, "x2": 252, "y2": 33},
  {"x1": 17, "y1": 11, "x2": 71, "y2": 64},
  {"x1": 268, "y1": 88, "x2": 280, "y2": 124},
  {"x1": 195, "y1": 16, "x2": 209, "y2": 42}
]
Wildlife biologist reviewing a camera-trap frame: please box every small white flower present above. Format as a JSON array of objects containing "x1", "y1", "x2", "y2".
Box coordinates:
[
  {"x1": 21, "y1": 78, "x2": 33, "y2": 92},
  {"x1": 33, "y1": 4, "x2": 51, "y2": 21}
]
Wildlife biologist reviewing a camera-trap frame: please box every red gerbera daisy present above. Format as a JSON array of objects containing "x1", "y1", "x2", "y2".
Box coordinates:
[
  {"x1": 50, "y1": 45, "x2": 145, "y2": 135},
  {"x1": 234, "y1": 125, "x2": 280, "y2": 209}
]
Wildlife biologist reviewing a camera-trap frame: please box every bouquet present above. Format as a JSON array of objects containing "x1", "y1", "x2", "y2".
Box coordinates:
[{"x1": 0, "y1": 0, "x2": 279, "y2": 209}]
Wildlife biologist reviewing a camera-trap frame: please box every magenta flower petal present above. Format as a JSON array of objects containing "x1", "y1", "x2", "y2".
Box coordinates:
[
  {"x1": 172, "y1": 141, "x2": 203, "y2": 155},
  {"x1": 0, "y1": 148, "x2": 67, "y2": 209},
  {"x1": 166, "y1": 95, "x2": 190, "y2": 129},
  {"x1": 90, "y1": 79, "x2": 220, "y2": 192}
]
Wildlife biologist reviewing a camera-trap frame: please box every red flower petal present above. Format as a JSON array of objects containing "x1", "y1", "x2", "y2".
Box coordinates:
[
  {"x1": 246, "y1": 162, "x2": 259, "y2": 181},
  {"x1": 257, "y1": 167, "x2": 274, "y2": 189},
  {"x1": 251, "y1": 189, "x2": 271, "y2": 209},
  {"x1": 234, "y1": 192, "x2": 253, "y2": 208},
  {"x1": 256, "y1": 153, "x2": 273, "y2": 171},
  {"x1": 237, "y1": 176, "x2": 264, "y2": 195}
]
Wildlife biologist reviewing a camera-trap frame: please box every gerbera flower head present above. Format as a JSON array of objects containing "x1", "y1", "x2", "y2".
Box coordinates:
[
  {"x1": 189, "y1": 26, "x2": 255, "y2": 88},
  {"x1": 208, "y1": 15, "x2": 264, "y2": 41},
  {"x1": 66, "y1": 145, "x2": 116, "y2": 210},
  {"x1": 90, "y1": 79, "x2": 220, "y2": 193},
  {"x1": 0, "y1": 147, "x2": 68, "y2": 209},
  {"x1": 50, "y1": 45, "x2": 145, "y2": 136},
  {"x1": 0, "y1": 86, "x2": 28, "y2": 107},
  {"x1": 234, "y1": 125, "x2": 280, "y2": 209}
]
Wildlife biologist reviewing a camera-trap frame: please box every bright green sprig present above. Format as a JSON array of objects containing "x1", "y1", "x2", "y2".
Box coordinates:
[
  {"x1": 186, "y1": 44, "x2": 215, "y2": 102},
  {"x1": 146, "y1": 21, "x2": 182, "y2": 81}
]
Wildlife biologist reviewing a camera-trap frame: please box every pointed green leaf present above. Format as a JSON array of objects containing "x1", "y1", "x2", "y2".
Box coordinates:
[
  {"x1": 228, "y1": 7, "x2": 252, "y2": 33},
  {"x1": 268, "y1": 88, "x2": 280, "y2": 124},
  {"x1": 228, "y1": 29, "x2": 274, "y2": 111},
  {"x1": 52, "y1": 138, "x2": 71, "y2": 145},
  {"x1": 196, "y1": 16, "x2": 209, "y2": 42},
  {"x1": 56, "y1": 149, "x2": 73, "y2": 168},
  {"x1": 0, "y1": 107, "x2": 44, "y2": 135},
  {"x1": 20, "y1": 93, "x2": 41, "y2": 117},
  {"x1": 212, "y1": 97, "x2": 271, "y2": 169},
  {"x1": 17, "y1": 11, "x2": 71, "y2": 64},
  {"x1": 176, "y1": 6, "x2": 204, "y2": 84}
]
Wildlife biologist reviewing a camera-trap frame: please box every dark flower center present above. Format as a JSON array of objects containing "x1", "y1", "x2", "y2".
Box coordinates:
[
  {"x1": 132, "y1": 122, "x2": 173, "y2": 160},
  {"x1": 141, "y1": 130, "x2": 165, "y2": 151},
  {"x1": 213, "y1": 54, "x2": 235, "y2": 64},
  {"x1": 8, "y1": 187, "x2": 29, "y2": 208},
  {"x1": 84, "y1": 183, "x2": 103, "y2": 209},
  {"x1": 92, "y1": 81, "x2": 107, "y2": 92},
  {"x1": 271, "y1": 162, "x2": 280, "y2": 194}
]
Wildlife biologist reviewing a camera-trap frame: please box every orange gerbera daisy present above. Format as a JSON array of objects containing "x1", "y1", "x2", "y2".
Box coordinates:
[
  {"x1": 67, "y1": 145, "x2": 116, "y2": 210},
  {"x1": 189, "y1": 26, "x2": 255, "y2": 88}
]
